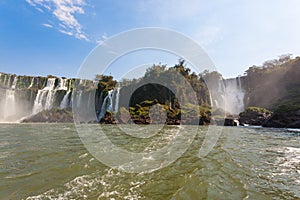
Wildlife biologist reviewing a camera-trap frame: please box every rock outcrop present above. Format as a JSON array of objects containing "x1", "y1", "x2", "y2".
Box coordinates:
[
  {"x1": 263, "y1": 106, "x2": 300, "y2": 128},
  {"x1": 239, "y1": 107, "x2": 272, "y2": 126},
  {"x1": 21, "y1": 108, "x2": 73, "y2": 123}
]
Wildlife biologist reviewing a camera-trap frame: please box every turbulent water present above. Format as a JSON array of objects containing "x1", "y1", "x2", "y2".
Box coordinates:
[{"x1": 0, "y1": 124, "x2": 299, "y2": 199}]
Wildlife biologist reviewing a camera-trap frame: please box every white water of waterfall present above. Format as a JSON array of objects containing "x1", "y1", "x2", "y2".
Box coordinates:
[
  {"x1": 11, "y1": 76, "x2": 17, "y2": 90},
  {"x1": 60, "y1": 91, "x2": 71, "y2": 109},
  {"x1": 44, "y1": 78, "x2": 56, "y2": 90},
  {"x1": 98, "y1": 89, "x2": 120, "y2": 121},
  {"x1": 3, "y1": 90, "x2": 16, "y2": 120},
  {"x1": 33, "y1": 90, "x2": 42, "y2": 114},
  {"x1": 76, "y1": 91, "x2": 83, "y2": 108},
  {"x1": 223, "y1": 78, "x2": 245, "y2": 115},
  {"x1": 32, "y1": 78, "x2": 56, "y2": 114},
  {"x1": 57, "y1": 78, "x2": 68, "y2": 90},
  {"x1": 114, "y1": 87, "x2": 120, "y2": 112},
  {"x1": 1, "y1": 77, "x2": 18, "y2": 121},
  {"x1": 29, "y1": 78, "x2": 35, "y2": 88},
  {"x1": 45, "y1": 90, "x2": 56, "y2": 110}
]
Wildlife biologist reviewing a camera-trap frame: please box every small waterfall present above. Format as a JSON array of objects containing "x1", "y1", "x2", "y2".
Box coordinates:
[
  {"x1": 32, "y1": 78, "x2": 57, "y2": 114},
  {"x1": 56, "y1": 78, "x2": 68, "y2": 90},
  {"x1": 5, "y1": 75, "x2": 12, "y2": 88},
  {"x1": 60, "y1": 91, "x2": 71, "y2": 109},
  {"x1": 33, "y1": 90, "x2": 44, "y2": 114},
  {"x1": 11, "y1": 76, "x2": 18, "y2": 90},
  {"x1": 209, "y1": 92, "x2": 213, "y2": 107},
  {"x1": 44, "y1": 78, "x2": 56, "y2": 90},
  {"x1": 168, "y1": 89, "x2": 172, "y2": 108},
  {"x1": 97, "y1": 88, "x2": 120, "y2": 121},
  {"x1": 214, "y1": 100, "x2": 219, "y2": 107},
  {"x1": 44, "y1": 90, "x2": 56, "y2": 110},
  {"x1": 28, "y1": 77, "x2": 35, "y2": 88},
  {"x1": 76, "y1": 91, "x2": 83, "y2": 108},
  {"x1": 114, "y1": 87, "x2": 120, "y2": 112}
]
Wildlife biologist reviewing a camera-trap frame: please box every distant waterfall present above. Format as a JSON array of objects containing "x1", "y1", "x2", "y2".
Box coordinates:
[
  {"x1": 1, "y1": 76, "x2": 18, "y2": 121},
  {"x1": 32, "y1": 78, "x2": 56, "y2": 113},
  {"x1": 60, "y1": 91, "x2": 71, "y2": 109},
  {"x1": 29, "y1": 77, "x2": 35, "y2": 88},
  {"x1": 114, "y1": 87, "x2": 120, "y2": 112},
  {"x1": 11, "y1": 76, "x2": 18, "y2": 90},
  {"x1": 0, "y1": 73, "x2": 102, "y2": 122},
  {"x1": 97, "y1": 88, "x2": 120, "y2": 121},
  {"x1": 210, "y1": 76, "x2": 245, "y2": 115},
  {"x1": 223, "y1": 77, "x2": 245, "y2": 114},
  {"x1": 56, "y1": 78, "x2": 68, "y2": 90},
  {"x1": 76, "y1": 91, "x2": 83, "y2": 108}
]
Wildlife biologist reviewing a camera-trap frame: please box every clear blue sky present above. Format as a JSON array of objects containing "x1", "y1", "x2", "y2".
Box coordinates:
[{"x1": 1, "y1": 0, "x2": 300, "y2": 78}]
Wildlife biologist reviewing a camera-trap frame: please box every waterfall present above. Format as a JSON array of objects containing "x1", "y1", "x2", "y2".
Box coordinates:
[
  {"x1": 0, "y1": 73, "x2": 99, "y2": 122},
  {"x1": 3, "y1": 90, "x2": 16, "y2": 119},
  {"x1": 32, "y1": 78, "x2": 57, "y2": 114},
  {"x1": 44, "y1": 90, "x2": 56, "y2": 110},
  {"x1": 60, "y1": 91, "x2": 71, "y2": 109},
  {"x1": 56, "y1": 78, "x2": 68, "y2": 90},
  {"x1": 29, "y1": 77, "x2": 35, "y2": 88},
  {"x1": 76, "y1": 91, "x2": 83, "y2": 108},
  {"x1": 44, "y1": 78, "x2": 56, "y2": 90},
  {"x1": 97, "y1": 88, "x2": 120, "y2": 121},
  {"x1": 223, "y1": 78, "x2": 245, "y2": 114},
  {"x1": 114, "y1": 87, "x2": 120, "y2": 112},
  {"x1": 1, "y1": 76, "x2": 18, "y2": 121},
  {"x1": 11, "y1": 76, "x2": 18, "y2": 90},
  {"x1": 214, "y1": 100, "x2": 219, "y2": 107},
  {"x1": 5, "y1": 75, "x2": 12, "y2": 88}
]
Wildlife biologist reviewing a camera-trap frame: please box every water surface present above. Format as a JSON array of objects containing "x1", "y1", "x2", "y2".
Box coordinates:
[{"x1": 0, "y1": 124, "x2": 299, "y2": 199}]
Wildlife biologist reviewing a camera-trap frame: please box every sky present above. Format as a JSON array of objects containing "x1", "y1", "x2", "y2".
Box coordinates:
[{"x1": 0, "y1": 0, "x2": 300, "y2": 78}]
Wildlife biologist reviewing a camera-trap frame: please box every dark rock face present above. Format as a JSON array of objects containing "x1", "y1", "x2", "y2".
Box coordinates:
[
  {"x1": 99, "y1": 112, "x2": 118, "y2": 124},
  {"x1": 211, "y1": 118, "x2": 239, "y2": 126},
  {"x1": 263, "y1": 110, "x2": 300, "y2": 128},
  {"x1": 239, "y1": 107, "x2": 273, "y2": 126},
  {"x1": 21, "y1": 108, "x2": 73, "y2": 123}
]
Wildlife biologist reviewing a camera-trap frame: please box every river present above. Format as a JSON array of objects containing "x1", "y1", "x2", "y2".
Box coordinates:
[{"x1": 0, "y1": 124, "x2": 299, "y2": 199}]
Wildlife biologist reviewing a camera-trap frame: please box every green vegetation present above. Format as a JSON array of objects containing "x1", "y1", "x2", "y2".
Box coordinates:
[{"x1": 245, "y1": 106, "x2": 272, "y2": 114}]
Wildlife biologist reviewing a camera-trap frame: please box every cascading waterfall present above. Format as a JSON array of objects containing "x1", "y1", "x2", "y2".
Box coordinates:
[
  {"x1": 114, "y1": 87, "x2": 120, "y2": 112},
  {"x1": 97, "y1": 88, "x2": 120, "y2": 121},
  {"x1": 56, "y1": 78, "x2": 68, "y2": 90},
  {"x1": 32, "y1": 78, "x2": 56, "y2": 113},
  {"x1": 11, "y1": 76, "x2": 17, "y2": 90},
  {"x1": 60, "y1": 91, "x2": 71, "y2": 109},
  {"x1": 223, "y1": 77, "x2": 245, "y2": 114},
  {"x1": 211, "y1": 76, "x2": 245, "y2": 115},
  {"x1": 2, "y1": 76, "x2": 18, "y2": 121},
  {"x1": 76, "y1": 91, "x2": 83, "y2": 108},
  {"x1": 0, "y1": 73, "x2": 101, "y2": 122}
]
